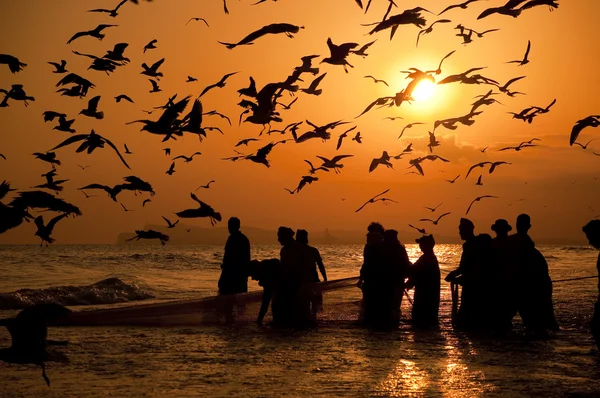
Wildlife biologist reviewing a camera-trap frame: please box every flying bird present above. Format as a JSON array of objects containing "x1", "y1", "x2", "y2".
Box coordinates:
[
  {"x1": 573, "y1": 139, "x2": 594, "y2": 150},
  {"x1": 570, "y1": 115, "x2": 600, "y2": 146},
  {"x1": 465, "y1": 195, "x2": 498, "y2": 215},
  {"x1": 200, "y1": 72, "x2": 238, "y2": 97},
  {"x1": 148, "y1": 79, "x2": 161, "y2": 93},
  {"x1": 399, "y1": 122, "x2": 425, "y2": 139},
  {"x1": 141, "y1": 58, "x2": 165, "y2": 79},
  {"x1": 162, "y1": 216, "x2": 179, "y2": 229},
  {"x1": 115, "y1": 94, "x2": 134, "y2": 103},
  {"x1": 369, "y1": 151, "x2": 394, "y2": 172},
  {"x1": 355, "y1": 189, "x2": 397, "y2": 212},
  {"x1": 416, "y1": 19, "x2": 451, "y2": 47},
  {"x1": 173, "y1": 152, "x2": 202, "y2": 163},
  {"x1": 420, "y1": 212, "x2": 451, "y2": 225},
  {"x1": 219, "y1": 23, "x2": 303, "y2": 49},
  {"x1": 67, "y1": 24, "x2": 117, "y2": 44},
  {"x1": 445, "y1": 174, "x2": 460, "y2": 183},
  {"x1": 88, "y1": 0, "x2": 128, "y2": 17},
  {"x1": 143, "y1": 39, "x2": 158, "y2": 53},
  {"x1": 475, "y1": 175, "x2": 483, "y2": 185},
  {"x1": 316, "y1": 154, "x2": 354, "y2": 174},
  {"x1": 50, "y1": 129, "x2": 130, "y2": 169},
  {"x1": 439, "y1": 0, "x2": 484, "y2": 15},
  {"x1": 0, "y1": 54, "x2": 27, "y2": 73},
  {"x1": 424, "y1": 202, "x2": 443, "y2": 212},
  {"x1": 47, "y1": 60, "x2": 67, "y2": 73},
  {"x1": 195, "y1": 180, "x2": 215, "y2": 190},
  {"x1": 80, "y1": 96, "x2": 104, "y2": 119},
  {"x1": 409, "y1": 224, "x2": 428, "y2": 234},
  {"x1": 34, "y1": 214, "x2": 68, "y2": 246},
  {"x1": 321, "y1": 38, "x2": 359, "y2": 73},
  {"x1": 506, "y1": 40, "x2": 531, "y2": 66},
  {"x1": 126, "y1": 230, "x2": 170, "y2": 246},
  {"x1": 186, "y1": 17, "x2": 209, "y2": 27},
  {"x1": 304, "y1": 160, "x2": 329, "y2": 175},
  {"x1": 175, "y1": 193, "x2": 222, "y2": 226},
  {"x1": 364, "y1": 75, "x2": 389, "y2": 87},
  {"x1": 300, "y1": 72, "x2": 327, "y2": 96},
  {"x1": 165, "y1": 162, "x2": 176, "y2": 175}
]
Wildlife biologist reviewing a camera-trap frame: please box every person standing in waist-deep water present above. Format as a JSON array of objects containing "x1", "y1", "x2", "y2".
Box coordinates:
[
  {"x1": 489, "y1": 219, "x2": 517, "y2": 333},
  {"x1": 445, "y1": 218, "x2": 492, "y2": 330},
  {"x1": 276, "y1": 227, "x2": 313, "y2": 327},
  {"x1": 382, "y1": 229, "x2": 411, "y2": 325},
  {"x1": 358, "y1": 222, "x2": 386, "y2": 326},
  {"x1": 406, "y1": 234, "x2": 440, "y2": 328},
  {"x1": 582, "y1": 219, "x2": 600, "y2": 351},
  {"x1": 218, "y1": 217, "x2": 251, "y2": 295},
  {"x1": 295, "y1": 229, "x2": 327, "y2": 319},
  {"x1": 511, "y1": 214, "x2": 558, "y2": 335}
]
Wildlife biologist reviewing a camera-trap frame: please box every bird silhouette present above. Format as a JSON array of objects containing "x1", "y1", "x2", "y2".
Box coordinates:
[
  {"x1": 369, "y1": 151, "x2": 394, "y2": 172},
  {"x1": 321, "y1": 38, "x2": 359, "y2": 73},
  {"x1": 67, "y1": 24, "x2": 117, "y2": 44},
  {"x1": 466, "y1": 195, "x2": 499, "y2": 214},
  {"x1": 355, "y1": 189, "x2": 396, "y2": 212},
  {"x1": 316, "y1": 154, "x2": 354, "y2": 174},
  {"x1": 34, "y1": 214, "x2": 68, "y2": 246},
  {"x1": 126, "y1": 230, "x2": 170, "y2": 245},
  {"x1": 55, "y1": 73, "x2": 95, "y2": 96},
  {"x1": 478, "y1": 0, "x2": 524, "y2": 19},
  {"x1": 195, "y1": 180, "x2": 215, "y2": 190},
  {"x1": 47, "y1": 60, "x2": 67, "y2": 73},
  {"x1": 445, "y1": 174, "x2": 460, "y2": 183},
  {"x1": 33, "y1": 152, "x2": 61, "y2": 169},
  {"x1": 175, "y1": 193, "x2": 222, "y2": 226},
  {"x1": 51, "y1": 129, "x2": 130, "y2": 169},
  {"x1": 495, "y1": 76, "x2": 526, "y2": 94},
  {"x1": 88, "y1": 0, "x2": 128, "y2": 17},
  {"x1": 304, "y1": 160, "x2": 330, "y2": 175},
  {"x1": 165, "y1": 162, "x2": 176, "y2": 175},
  {"x1": 424, "y1": 202, "x2": 443, "y2": 212},
  {"x1": 143, "y1": 39, "x2": 158, "y2": 53},
  {"x1": 186, "y1": 17, "x2": 209, "y2": 27},
  {"x1": 427, "y1": 131, "x2": 440, "y2": 152},
  {"x1": 163, "y1": 148, "x2": 171, "y2": 156},
  {"x1": 399, "y1": 122, "x2": 425, "y2": 139},
  {"x1": 0, "y1": 54, "x2": 27, "y2": 73},
  {"x1": 292, "y1": 175, "x2": 319, "y2": 194},
  {"x1": 124, "y1": 144, "x2": 132, "y2": 155},
  {"x1": 80, "y1": 96, "x2": 104, "y2": 119},
  {"x1": 300, "y1": 72, "x2": 327, "y2": 96},
  {"x1": 351, "y1": 40, "x2": 377, "y2": 57},
  {"x1": 219, "y1": 23, "x2": 303, "y2": 49},
  {"x1": 366, "y1": 8, "x2": 428, "y2": 39},
  {"x1": 277, "y1": 97, "x2": 299, "y2": 110},
  {"x1": 416, "y1": 19, "x2": 451, "y2": 47},
  {"x1": 408, "y1": 224, "x2": 428, "y2": 234},
  {"x1": 142, "y1": 199, "x2": 151, "y2": 207},
  {"x1": 235, "y1": 138, "x2": 259, "y2": 147},
  {"x1": 364, "y1": 75, "x2": 389, "y2": 86},
  {"x1": 186, "y1": 76, "x2": 198, "y2": 83},
  {"x1": 439, "y1": 0, "x2": 484, "y2": 15},
  {"x1": 141, "y1": 58, "x2": 165, "y2": 79},
  {"x1": 506, "y1": 40, "x2": 531, "y2": 66},
  {"x1": 569, "y1": 115, "x2": 600, "y2": 146},
  {"x1": 120, "y1": 203, "x2": 134, "y2": 212},
  {"x1": 173, "y1": 152, "x2": 201, "y2": 163},
  {"x1": 337, "y1": 126, "x2": 357, "y2": 150},
  {"x1": 0, "y1": 84, "x2": 35, "y2": 107},
  {"x1": 148, "y1": 79, "x2": 161, "y2": 93},
  {"x1": 419, "y1": 212, "x2": 451, "y2": 225},
  {"x1": 200, "y1": 72, "x2": 238, "y2": 97},
  {"x1": 573, "y1": 139, "x2": 594, "y2": 149},
  {"x1": 203, "y1": 110, "x2": 232, "y2": 125},
  {"x1": 115, "y1": 94, "x2": 134, "y2": 103},
  {"x1": 475, "y1": 175, "x2": 483, "y2": 185},
  {"x1": 408, "y1": 155, "x2": 449, "y2": 176},
  {"x1": 0, "y1": 304, "x2": 71, "y2": 386},
  {"x1": 162, "y1": 216, "x2": 179, "y2": 228}
]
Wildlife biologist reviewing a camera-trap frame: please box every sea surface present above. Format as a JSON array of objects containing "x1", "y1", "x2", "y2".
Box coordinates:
[{"x1": 0, "y1": 244, "x2": 599, "y2": 397}]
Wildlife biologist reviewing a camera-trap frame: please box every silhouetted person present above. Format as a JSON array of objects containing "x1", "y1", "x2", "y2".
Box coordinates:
[
  {"x1": 248, "y1": 258, "x2": 281, "y2": 325},
  {"x1": 275, "y1": 227, "x2": 313, "y2": 327},
  {"x1": 406, "y1": 235, "x2": 440, "y2": 328},
  {"x1": 446, "y1": 218, "x2": 492, "y2": 330},
  {"x1": 219, "y1": 217, "x2": 251, "y2": 295},
  {"x1": 490, "y1": 219, "x2": 517, "y2": 333},
  {"x1": 510, "y1": 214, "x2": 558, "y2": 335},
  {"x1": 382, "y1": 229, "x2": 411, "y2": 324},
  {"x1": 296, "y1": 229, "x2": 327, "y2": 318},
  {"x1": 358, "y1": 222, "x2": 388, "y2": 326},
  {"x1": 583, "y1": 220, "x2": 600, "y2": 350}
]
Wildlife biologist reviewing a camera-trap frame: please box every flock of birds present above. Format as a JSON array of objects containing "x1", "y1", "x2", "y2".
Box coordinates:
[
  {"x1": 0, "y1": 0, "x2": 599, "y2": 386},
  {"x1": 0, "y1": 0, "x2": 598, "y2": 250}
]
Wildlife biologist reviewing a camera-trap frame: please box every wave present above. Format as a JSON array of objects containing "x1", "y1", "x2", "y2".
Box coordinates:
[
  {"x1": 560, "y1": 246, "x2": 594, "y2": 252},
  {"x1": 0, "y1": 277, "x2": 155, "y2": 310}
]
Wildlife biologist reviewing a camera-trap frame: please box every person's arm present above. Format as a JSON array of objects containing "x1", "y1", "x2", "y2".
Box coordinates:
[
  {"x1": 315, "y1": 249, "x2": 327, "y2": 282},
  {"x1": 257, "y1": 287, "x2": 272, "y2": 324}
]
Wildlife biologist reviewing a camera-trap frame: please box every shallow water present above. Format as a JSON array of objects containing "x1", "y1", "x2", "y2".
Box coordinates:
[{"x1": 0, "y1": 244, "x2": 599, "y2": 397}]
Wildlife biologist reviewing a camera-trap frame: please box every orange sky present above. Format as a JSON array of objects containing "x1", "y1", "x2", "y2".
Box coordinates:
[{"x1": 0, "y1": 0, "x2": 598, "y2": 244}]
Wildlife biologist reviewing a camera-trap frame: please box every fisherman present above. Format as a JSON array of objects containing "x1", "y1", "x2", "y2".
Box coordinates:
[
  {"x1": 445, "y1": 218, "x2": 492, "y2": 330},
  {"x1": 248, "y1": 258, "x2": 280, "y2": 325},
  {"x1": 382, "y1": 229, "x2": 411, "y2": 325},
  {"x1": 490, "y1": 219, "x2": 517, "y2": 333},
  {"x1": 276, "y1": 227, "x2": 314, "y2": 327},
  {"x1": 358, "y1": 222, "x2": 388, "y2": 326},
  {"x1": 511, "y1": 214, "x2": 558, "y2": 335},
  {"x1": 406, "y1": 234, "x2": 440, "y2": 328},
  {"x1": 218, "y1": 217, "x2": 251, "y2": 295},
  {"x1": 295, "y1": 229, "x2": 327, "y2": 318},
  {"x1": 582, "y1": 219, "x2": 600, "y2": 350}
]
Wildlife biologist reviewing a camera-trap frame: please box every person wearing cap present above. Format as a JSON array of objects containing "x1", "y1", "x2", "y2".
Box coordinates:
[
  {"x1": 296, "y1": 229, "x2": 327, "y2": 318},
  {"x1": 406, "y1": 234, "x2": 440, "y2": 328},
  {"x1": 511, "y1": 214, "x2": 559, "y2": 335},
  {"x1": 275, "y1": 226, "x2": 313, "y2": 327},
  {"x1": 445, "y1": 218, "x2": 492, "y2": 329},
  {"x1": 582, "y1": 219, "x2": 600, "y2": 350}
]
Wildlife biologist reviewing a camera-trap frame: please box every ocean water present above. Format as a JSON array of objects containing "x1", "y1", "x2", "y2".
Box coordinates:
[{"x1": 0, "y1": 244, "x2": 599, "y2": 397}]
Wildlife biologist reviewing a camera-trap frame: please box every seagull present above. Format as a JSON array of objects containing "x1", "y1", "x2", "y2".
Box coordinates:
[
  {"x1": 34, "y1": 214, "x2": 68, "y2": 246},
  {"x1": 321, "y1": 38, "x2": 359, "y2": 73},
  {"x1": 67, "y1": 24, "x2": 117, "y2": 44},
  {"x1": 124, "y1": 144, "x2": 132, "y2": 154},
  {"x1": 141, "y1": 58, "x2": 165, "y2": 79},
  {"x1": 195, "y1": 180, "x2": 215, "y2": 190},
  {"x1": 364, "y1": 75, "x2": 389, "y2": 87},
  {"x1": 292, "y1": 175, "x2": 319, "y2": 194},
  {"x1": 425, "y1": 50, "x2": 456, "y2": 75},
  {"x1": 439, "y1": 0, "x2": 484, "y2": 15},
  {"x1": 162, "y1": 216, "x2": 179, "y2": 228},
  {"x1": 142, "y1": 199, "x2": 151, "y2": 207},
  {"x1": 0, "y1": 304, "x2": 71, "y2": 386},
  {"x1": 351, "y1": 40, "x2": 377, "y2": 57},
  {"x1": 186, "y1": 76, "x2": 198, "y2": 83},
  {"x1": 88, "y1": 0, "x2": 128, "y2": 17},
  {"x1": 409, "y1": 224, "x2": 428, "y2": 234},
  {"x1": 475, "y1": 175, "x2": 483, "y2": 185},
  {"x1": 480, "y1": 147, "x2": 489, "y2": 153},
  {"x1": 532, "y1": 98, "x2": 556, "y2": 114},
  {"x1": 352, "y1": 132, "x2": 363, "y2": 143},
  {"x1": 164, "y1": 148, "x2": 171, "y2": 155},
  {"x1": 445, "y1": 174, "x2": 460, "y2": 183},
  {"x1": 419, "y1": 212, "x2": 451, "y2": 225},
  {"x1": 175, "y1": 193, "x2": 222, "y2": 226},
  {"x1": 79, "y1": 96, "x2": 104, "y2": 119},
  {"x1": 0, "y1": 54, "x2": 27, "y2": 73},
  {"x1": 316, "y1": 154, "x2": 354, "y2": 174},
  {"x1": 300, "y1": 72, "x2": 327, "y2": 96},
  {"x1": 219, "y1": 23, "x2": 303, "y2": 49},
  {"x1": 115, "y1": 94, "x2": 134, "y2": 103},
  {"x1": 570, "y1": 115, "x2": 600, "y2": 145},
  {"x1": 573, "y1": 139, "x2": 594, "y2": 149},
  {"x1": 143, "y1": 39, "x2": 158, "y2": 53},
  {"x1": 506, "y1": 40, "x2": 531, "y2": 66},
  {"x1": 337, "y1": 126, "x2": 357, "y2": 150},
  {"x1": 399, "y1": 122, "x2": 425, "y2": 139},
  {"x1": 173, "y1": 152, "x2": 202, "y2": 163},
  {"x1": 186, "y1": 17, "x2": 209, "y2": 27},
  {"x1": 465, "y1": 195, "x2": 498, "y2": 215},
  {"x1": 355, "y1": 189, "x2": 396, "y2": 213},
  {"x1": 126, "y1": 230, "x2": 170, "y2": 245},
  {"x1": 33, "y1": 152, "x2": 61, "y2": 169},
  {"x1": 416, "y1": 19, "x2": 451, "y2": 47},
  {"x1": 149, "y1": 79, "x2": 161, "y2": 93},
  {"x1": 369, "y1": 151, "x2": 394, "y2": 172},
  {"x1": 120, "y1": 203, "x2": 134, "y2": 212},
  {"x1": 495, "y1": 76, "x2": 526, "y2": 94},
  {"x1": 51, "y1": 129, "x2": 130, "y2": 169},
  {"x1": 304, "y1": 160, "x2": 329, "y2": 174},
  {"x1": 277, "y1": 97, "x2": 299, "y2": 110},
  {"x1": 47, "y1": 60, "x2": 68, "y2": 73},
  {"x1": 166, "y1": 162, "x2": 176, "y2": 175},
  {"x1": 424, "y1": 202, "x2": 443, "y2": 212},
  {"x1": 200, "y1": 72, "x2": 238, "y2": 97},
  {"x1": 235, "y1": 138, "x2": 259, "y2": 147}
]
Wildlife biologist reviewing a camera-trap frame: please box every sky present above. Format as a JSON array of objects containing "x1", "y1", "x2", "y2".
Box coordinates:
[{"x1": 0, "y1": 0, "x2": 598, "y2": 244}]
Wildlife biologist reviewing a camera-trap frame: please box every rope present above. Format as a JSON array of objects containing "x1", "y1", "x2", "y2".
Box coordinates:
[
  {"x1": 450, "y1": 281, "x2": 459, "y2": 326},
  {"x1": 552, "y1": 275, "x2": 597, "y2": 283}
]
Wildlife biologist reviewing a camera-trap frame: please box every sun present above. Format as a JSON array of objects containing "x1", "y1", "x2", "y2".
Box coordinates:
[{"x1": 412, "y1": 79, "x2": 437, "y2": 102}]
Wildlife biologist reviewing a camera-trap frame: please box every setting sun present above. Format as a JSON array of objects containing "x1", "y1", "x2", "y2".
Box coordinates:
[{"x1": 412, "y1": 79, "x2": 436, "y2": 102}]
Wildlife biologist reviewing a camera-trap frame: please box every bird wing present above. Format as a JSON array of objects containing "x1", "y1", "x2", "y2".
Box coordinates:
[
  {"x1": 505, "y1": 75, "x2": 526, "y2": 88},
  {"x1": 330, "y1": 154, "x2": 354, "y2": 163},
  {"x1": 47, "y1": 213, "x2": 68, "y2": 233},
  {"x1": 465, "y1": 199, "x2": 477, "y2": 214},
  {"x1": 308, "y1": 72, "x2": 327, "y2": 90},
  {"x1": 88, "y1": 95, "x2": 101, "y2": 111},
  {"x1": 150, "y1": 58, "x2": 165, "y2": 70},
  {"x1": 162, "y1": 216, "x2": 171, "y2": 225},
  {"x1": 437, "y1": 212, "x2": 451, "y2": 222},
  {"x1": 102, "y1": 135, "x2": 131, "y2": 169},
  {"x1": 67, "y1": 30, "x2": 90, "y2": 44},
  {"x1": 50, "y1": 134, "x2": 88, "y2": 150},
  {"x1": 523, "y1": 40, "x2": 531, "y2": 59},
  {"x1": 150, "y1": 79, "x2": 159, "y2": 90}
]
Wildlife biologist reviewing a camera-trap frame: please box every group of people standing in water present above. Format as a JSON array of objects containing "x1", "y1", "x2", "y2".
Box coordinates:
[{"x1": 217, "y1": 214, "x2": 600, "y2": 347}]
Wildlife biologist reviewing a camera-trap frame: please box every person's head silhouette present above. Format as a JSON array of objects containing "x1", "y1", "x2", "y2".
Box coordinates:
[
  {"x1": 228, "y1": 217, "x2": 240, "y2": 234},
  {"x1": 459, "y1": 218, "x2": 475, "y2": 241},
  {"x1": 277, "y1": 226, "x2": 295, "y2": 246},
  {"x1": 296, "y1": 229, "x2": 308, "y2": 245},
  {"x1": 491, "y1": 219, "x2": 512, "y2": 238},
  {"x1": 416, "y1": 234, "x2": 435, "y2": 253},
  {"x1": 583, "y1": 220, "x2": 600, "y2": 249},
  {"x1": 516, "y1": 214, "x2": 531, "y2": 234}
]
